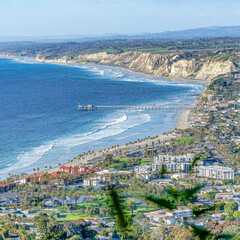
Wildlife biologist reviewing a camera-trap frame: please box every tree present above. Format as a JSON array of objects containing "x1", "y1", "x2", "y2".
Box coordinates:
[
  {"x1": 233, "y1": 211, "x2": 240, "y2": 220},
  {"x1": 72, "y1": 192, "x2": 80, "y2": 205},
  {"x1": 100, "y1": 229, "x2": 109, "y2": 237},
  {"x1": 220, "y1": 214, "x2": 227, "y2": 220},
  {"x1": 112, "y1": 229, "x2": 119, "y2": 239},
  {"x1": 69, "y1": 235, "x2": 83, "y2": 240},
  {"x1": 41, "y1": 230, "x2": 66, "y2": 240},
  {"x1": 150, "y1": 226, "x2": 167, "y2": 240},
  {"x1": 61, "y1": 191, "x2": 66, "y2": 206},
  {"x1": 215, "y1": 202, "x2": 225, "y2": 212},
  {"x1": 220, "y1": 225, "x2": 240, "y2": 239},
  {"x1": 204, "y1": 191, "x2": 215, "y2": 200},
  {"x1": 224, "y1": 201, "x2": 238, "y2": 216},
  {"x1": 222, "y1": 179, "x2": 236, "y2": 185},
  {"x1": 141, "y1": 232, "x2": 150, "y2": 240},
  {"x1": 128, "y1": 200, "x2": 136, "y2": 217},
  {"x1": 235, "y1": 175, "x2": 240, "y2": 183}
]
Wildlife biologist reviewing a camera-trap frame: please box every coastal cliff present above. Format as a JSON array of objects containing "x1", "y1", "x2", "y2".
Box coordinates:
[{"x1": 36, "y1": 51, "x2": 236, "y2": 81}]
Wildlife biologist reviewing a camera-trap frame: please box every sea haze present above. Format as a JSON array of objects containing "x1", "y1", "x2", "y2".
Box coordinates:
[{"x1": 0, "y1": 57, "x2": 206, "y2": 178}]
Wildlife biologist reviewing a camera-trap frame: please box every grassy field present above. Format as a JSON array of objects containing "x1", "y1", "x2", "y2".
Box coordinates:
[
  {"x1": 57, "y1": 212, "x2": 89, "y2": 221},
  {"x1": 56, "y1": 194, "x2": 155, "y2": 221},
  {"x1": 172, "y1": 136, "x2": 194, "y2": 146}
]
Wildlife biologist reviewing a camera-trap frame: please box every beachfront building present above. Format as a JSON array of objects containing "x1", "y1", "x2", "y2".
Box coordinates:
[
  {"x1": 196, "y1": 165, "x2": 234, "y2": 180},
  {"x1": 152, "y1": 153, "x2": 195, "y2": 173}
]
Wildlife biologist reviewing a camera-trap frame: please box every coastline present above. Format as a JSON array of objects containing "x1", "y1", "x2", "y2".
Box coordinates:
[
  {"x1": 72, "y1": 61, "x2": 208, "y2": 85},
  {"x1": 0, "y1": 55, "x2": 206, "y2": 178},
  {"x1": 176, "y1": 108, "x2": 193, "y2": 129},
  {"x1": 34, "y1": 58, "x2": 202, "y2": 173},
  {"x1": 45, "y1": 130, "x2": 181, "y2": 175},
  {"x1": 0, "y1": 54, "x2": 208, "y2": 84}
]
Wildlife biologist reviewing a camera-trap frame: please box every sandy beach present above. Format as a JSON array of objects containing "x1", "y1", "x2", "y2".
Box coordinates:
[
  {"x1": 0, "y1": 55, "x2": 204, "y2": 177},
  {"x1": 41, "y1": 59, "x2": 199, "y2": 172},
  {"x1": 46, "y1": 129, "x2": 181, "y2": 174},
  {"x1": 176, "y1": 108, "x2": 193, "y2": 129}
]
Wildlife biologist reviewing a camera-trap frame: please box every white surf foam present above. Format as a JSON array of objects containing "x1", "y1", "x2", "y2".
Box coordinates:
[
  {"x1": 12, "y1": 58, "x2": 38, "y2": 64},
  {"x1": 17, "y1": 144, "x2": 53, "y2": 165},
  {"x1": 0, "y1": 112, "x2": 150, "y2": 177},
  {"x1": 0, "y1": 144, "x2": 53, "y2": 176},
  {"x1": 54, "y1": 112, "x2": 144, "y2": 148}
]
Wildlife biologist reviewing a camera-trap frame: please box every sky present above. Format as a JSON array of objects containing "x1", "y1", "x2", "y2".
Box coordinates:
[{"x1": 1, "y1": 0, "x2": 240, "y2": 36}]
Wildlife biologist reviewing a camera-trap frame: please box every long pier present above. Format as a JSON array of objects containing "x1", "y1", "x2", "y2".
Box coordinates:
[{"x1": 78, "y1": 104, "x2": 192, "y2": 111}]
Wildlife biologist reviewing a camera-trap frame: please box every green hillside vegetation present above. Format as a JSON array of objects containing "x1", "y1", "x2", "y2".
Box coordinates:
[
  {"x1": 95, "y1": 157, "x2": 152, "y2": 170},
  {"x1": 2, "y1": 37, "x2": 240, "y2": 58}
]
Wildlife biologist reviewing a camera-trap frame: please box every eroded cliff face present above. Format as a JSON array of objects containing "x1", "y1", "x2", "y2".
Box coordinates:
[{"x1": 36, "y1": 51, "x2": 236, "y2": 81}]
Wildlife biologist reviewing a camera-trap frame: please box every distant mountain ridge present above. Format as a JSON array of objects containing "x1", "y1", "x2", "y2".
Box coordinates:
[
  {"x1": 137, "y1": 26, "x2": 240, "y2": 40},
  {"x1": 1, "y1": 25, "x2": 240, "y2": 42}
]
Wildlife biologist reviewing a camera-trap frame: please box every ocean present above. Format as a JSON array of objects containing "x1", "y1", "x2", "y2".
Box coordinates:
[{"x1": 0, "y1": 57, "x2": 206, "y2": 178}]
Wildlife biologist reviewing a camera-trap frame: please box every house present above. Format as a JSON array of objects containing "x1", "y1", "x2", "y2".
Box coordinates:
[
  {"x1": 144, "y1": 209, "x2": 171, "y2": 223},
  {"x1": 0, "y1": 182, "x2": 15, "y2": 193},
  {"x1": 172, "y1": 206, "x2": 193, "y2": 219},
  {"x1": 60, "y1": 166, "x2": 71, "y2": 173},
  {"x1": 218, "y1": 102, "x2": 231, "y2": 108},
  {"x1": 165, "y1": 216, "x2": 176, "y2": 225},
  {"x1": 211, "y1": 212, "x2": 221, "y2": 221},
  {"x1": 144, "y1": 206, "x2": 193, "y2": 224},
  {"x1": 215, "y1": 192, "x2": 234, "y2": 200},
  {"x1": 20, "y1": 172, "x2": 45, "y2": 184},
  {"x1": 193, "y1": 202, "x2": 204, "y2": 207}
]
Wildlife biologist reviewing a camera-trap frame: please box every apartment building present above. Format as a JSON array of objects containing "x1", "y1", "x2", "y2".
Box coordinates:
[
  {"x1": 152, "y1": 153, "x2": 195, "y2": 173},
  {"x1": 196, "y1": 165, "x2": 234, "y2": 180}
]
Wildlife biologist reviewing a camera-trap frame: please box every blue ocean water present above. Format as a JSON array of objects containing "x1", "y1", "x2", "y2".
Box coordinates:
[{"x1": 0, "y1": 57, "x2": 206, "y2": 178}]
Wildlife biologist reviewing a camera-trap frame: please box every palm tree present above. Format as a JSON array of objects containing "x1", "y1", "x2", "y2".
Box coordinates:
[
  {"x1": 0, "y1": 226, "x2": 7, "y2": 240},
  {"x1": 72, "y1": 192, "x2": 80, "y2": 205},
  {"x1": 61, "y1": 191, "x2": 66, "y2": 206},
  {"x1": 128, "y1": 200, "x2": 136, "y2": 217}
]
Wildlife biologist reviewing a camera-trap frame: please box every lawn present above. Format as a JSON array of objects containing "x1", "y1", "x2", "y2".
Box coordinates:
[
  {"x1": 56, "y1": 195, "x2": 155, "y2": 221},
  {"x1": 140, "y1": 159, "x2": 152, "y2": 165},
  {"x1": 172, "y1": 136, "x2": 194, "y2": 146},
  {"x1": 57, "y1": 212, "x2": 89, "y2": 221}
]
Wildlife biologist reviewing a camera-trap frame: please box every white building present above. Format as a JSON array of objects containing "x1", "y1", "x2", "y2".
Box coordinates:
[
  {"x1": 134, "y1": 165, "x2": 151, "y2": 174},
  {"x1": 196, "y1": 166, "x2": 234, "y2": 180},
  {"x1": 152, "y1": 153, "x2": 195, "y2": 173},
  {"x1": 173, "y1": 206, "x2": 193, "y2": 219},
  {"x1": 144, "y1": 206, "x2": 193, "y2": 224},
  {"x1": 83, "y1": 178, "x2": 105, "y2": 186},
  {"x1": 96, "y1": 169, "x2": 119, "y2": 175}
]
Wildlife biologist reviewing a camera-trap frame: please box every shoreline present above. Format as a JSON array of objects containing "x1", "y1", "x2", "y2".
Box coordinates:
[
  {"x1": 176, "y1": 108, "x2": 193, "y2": 129},
  {"x1": 0, "y1": 54, "x2": 208, "y2": 84},
  {"x1": 0, "y1": 55, "x2": 206, "y2": 178},
  {"x1": 71, "y1": 61, "x2": 208, "y2": 85}
]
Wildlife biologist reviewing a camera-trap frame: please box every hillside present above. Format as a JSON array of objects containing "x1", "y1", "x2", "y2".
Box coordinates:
[
  {"x1": 1, "y1": 37, "x2": 240, "y2": 81},
  {"x1": 1, "y1": 25, "x2": 240, "y2": 42},
  {"x1": 35, "y1": 50, "x2": 237, "y2": 81}
]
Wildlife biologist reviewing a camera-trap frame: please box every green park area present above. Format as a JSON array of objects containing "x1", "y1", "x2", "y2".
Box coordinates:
[{"x1": 172, "y1": 136, "x2": 194, "y2": 146}]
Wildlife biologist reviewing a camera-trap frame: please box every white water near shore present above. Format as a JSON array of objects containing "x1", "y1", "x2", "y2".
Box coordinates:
[
  {"x1": 0, "y1": 58, "x2": 206, "y2": 179},
  {"x1": 0, "y1": 111, "x2": 150, "y2": 176}
]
